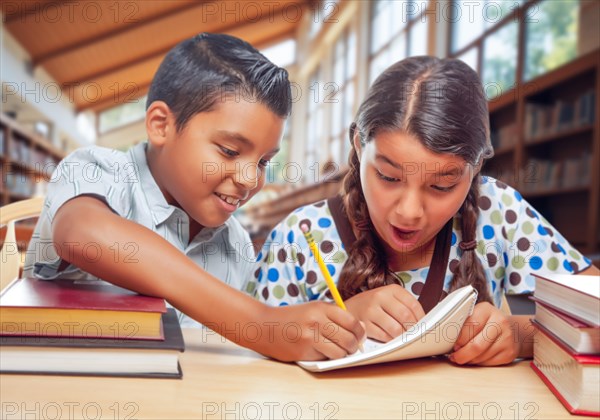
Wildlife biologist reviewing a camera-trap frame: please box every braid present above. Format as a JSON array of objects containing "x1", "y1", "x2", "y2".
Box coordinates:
[
  {"x1": 337, "y1": 57, "x2": 494, "y2": 303},
  {"x1": 448, "y1": 173, "x2": 493, "y2": 304},
  {"x1": 337, "y1": 128, "x2": 400, "y2": 299}
]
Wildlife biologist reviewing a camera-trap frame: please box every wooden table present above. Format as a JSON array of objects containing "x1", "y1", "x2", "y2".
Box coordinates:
[{"x1": 0, "y1": 329, "x2": 586, "y2": 419}]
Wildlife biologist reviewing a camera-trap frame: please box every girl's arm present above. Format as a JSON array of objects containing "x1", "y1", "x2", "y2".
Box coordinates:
[{"x1": 52, "y1": 196, "x2": 365, "y2": 362}]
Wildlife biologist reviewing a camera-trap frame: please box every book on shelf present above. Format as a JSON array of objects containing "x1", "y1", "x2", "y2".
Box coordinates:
[
  {"x1": 532, "y1": 300, "x2": 599, "y2": 354},
  {"x1": 297, "y1": 286, "x2": 477, "y2": 372},
  {"x1": 531, "y1": 325, "x2": 599, "y2": 416},
  {"x1": 0, "y1": 308, "x2": 184, "y2": 379},
  {"x1": 491, "y1": 122, "x2": 517, "y2": 150},
  {"x1": 0, "y1": 278, "x2": 167, "y2": 339},
  {"x1": 532, "y1": 274, "x2": 599, "y2": 327},
  {"x1": 524, "y1": 90, "x2": 595, "y2": 141},
  {"x1": 556, "y1": 100, "x2": 576, "y2": 131},
  {"x1": 524, "y1": 103, "x2": 554, "y2": 140},
  {"x1": 577, "y1": 90, "x2": 595, "y2": 126},
  {"x1": 523, "y1": 154, "x2": 591, "y2": 193}
]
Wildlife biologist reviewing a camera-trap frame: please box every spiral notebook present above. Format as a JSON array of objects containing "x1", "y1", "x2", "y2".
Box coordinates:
[{"x1": 297, "y1": 285, "x2": 478, "y2": 372}]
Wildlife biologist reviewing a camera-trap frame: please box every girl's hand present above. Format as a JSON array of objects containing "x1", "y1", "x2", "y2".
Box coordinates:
[
  {"x1": 449, "y1": 302, "x2": 520, "y2": 366},
  {"x1": 345, "y1": 284, "x2": 425, "y2": 342},
  {"x1": 258, "y1": 302, "x2": 366, "y2": 362}
]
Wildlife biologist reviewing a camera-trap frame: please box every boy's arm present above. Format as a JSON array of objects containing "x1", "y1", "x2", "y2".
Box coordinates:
[{"x1": 52, "y1": 196, "x2": 364, "y2": 361}]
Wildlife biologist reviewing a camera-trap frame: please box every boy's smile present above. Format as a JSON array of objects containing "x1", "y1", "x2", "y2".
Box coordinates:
[
  {"x1": 214, "y1": 192, "x2": 242, "y2": 211},
  {"x1": 147, "y1": 98, "x2": 284, "y2": 235}
]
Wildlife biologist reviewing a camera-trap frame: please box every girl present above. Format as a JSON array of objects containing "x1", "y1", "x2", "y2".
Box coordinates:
[{"x1": 249, "y1": 56, "x2": 599, "y2": 366}]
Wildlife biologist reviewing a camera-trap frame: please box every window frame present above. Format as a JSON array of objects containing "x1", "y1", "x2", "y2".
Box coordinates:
[
  {"x1": 368, "y1": 0, "x2": 431, "y2": 84},
  {"x1": 447, "y1": 0, "x2": 544, "y2": 92}
]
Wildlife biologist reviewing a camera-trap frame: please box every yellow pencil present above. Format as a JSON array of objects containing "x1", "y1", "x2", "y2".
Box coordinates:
[
  {"x1": 300, "y1": 223, "x2": 364, "y2": 353},
  {"x1": 300, "y1": 223, "x2": 347, "y2": 310}
]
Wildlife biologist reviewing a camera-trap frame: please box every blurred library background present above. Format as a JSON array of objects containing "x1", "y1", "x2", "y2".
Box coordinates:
[{"x1": 1, "y1": 0, "x2": 599, "y2": 264}]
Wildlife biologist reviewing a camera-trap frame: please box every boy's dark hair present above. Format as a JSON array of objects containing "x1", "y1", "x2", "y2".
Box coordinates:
[{"x1": 147, "y1": 33, "x2": 292, "y2": 131}]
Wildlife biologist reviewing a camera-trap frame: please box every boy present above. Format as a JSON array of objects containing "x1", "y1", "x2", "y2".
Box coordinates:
[{"x1": 23, "y1": 33, "x2": 364, "y2": 362}]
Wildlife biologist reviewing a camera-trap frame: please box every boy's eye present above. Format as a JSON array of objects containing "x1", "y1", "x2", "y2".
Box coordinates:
[
  {"x1": 258, "y1": 159, "x2": 270, "y2": 168},
  {"x1": 219, "y1": 146, "x2": 239, "y2": 157},
  {"x1": 376, "y1": 170, "x2": 399, "y2": 183}
]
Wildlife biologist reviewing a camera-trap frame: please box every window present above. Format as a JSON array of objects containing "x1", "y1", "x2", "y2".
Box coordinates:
[
  {"x1": 328, "y1": 28, "x2": 357, "y2": 166},
  {"x1": 456, "y1": 47, "x2": 478, "y2": 72},
  {"x1": 452, "y1": 0, "x2": 524, "y2": 52},
  {"x1": 409, "y1": 17, "x2": 428, "y2": 56},
  {"x1": 98, "y1": 95, "x2": 147, "y2": 134},
  {"x1": 305, "y1": 67, "x2": 324, "y2": 175},
  {"x1": 267, "y1": 121, "x2": 291, "y2": 184},
  {"x1": 482, "y1": 21, "x2": 518, "y2": 94},
  {"x1": 369, "y1": 0, "x2": 429, "y2": 85},
  {"x1": 261, "y1": 39, "x2": 296, "y2": 68},
  {"x1": 450, "y1": 0, "x2": 582, "y2": 97},
  {"x1": 524, "y1": 0, "x2": 579, "y2": 81},
  {"x1": 309, "y1": 0, "x2": 341, "y2": 39}
]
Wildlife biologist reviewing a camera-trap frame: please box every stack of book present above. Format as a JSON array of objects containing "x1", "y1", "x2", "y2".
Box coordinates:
[
  {"x1": 0, "y1": 277, "x2": 184, "y2": 378},
  {"x1": 531, "y1": 273, "x2": 599, "y2": 416}
]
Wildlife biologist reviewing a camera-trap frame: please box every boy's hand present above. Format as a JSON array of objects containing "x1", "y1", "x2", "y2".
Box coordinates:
[
  {"x1": 258, "y1": 302, "x2": 365, "y2": 362},
  {"x1": 345, "y1": 284, "x2": 425, "y2": 342},
  {"x1": 449, "y1": 302, "x2": 520, "y2": 366}
]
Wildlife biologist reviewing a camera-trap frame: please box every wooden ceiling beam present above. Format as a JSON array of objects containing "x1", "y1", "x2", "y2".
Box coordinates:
[
  {"x1": 77, "y1": 80, "x2": 153, "y2": 113},
  {"x1": 3, "y1": 0, "x2": 66, "y2": 25},
  {"x1": 32, "y1": 0, "x2": 305, "y2": 69},
  {"x1": 31, "y1": 1, "x2": 204, "y2": 67},
  {"x1": 77, "y1": 19, "x2": 297, "y2": 113},
  {"x1": 64, "y1": 6, "x2": 303, "y2": 87}
]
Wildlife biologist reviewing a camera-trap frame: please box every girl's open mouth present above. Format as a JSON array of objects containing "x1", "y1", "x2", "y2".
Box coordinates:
[{"x1": 391, "y1": 226, "x2": 421, "y2": 246}]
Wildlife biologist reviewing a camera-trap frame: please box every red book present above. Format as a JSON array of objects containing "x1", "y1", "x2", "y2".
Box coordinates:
[
  {"x1": 0, "y1": 278, "x2": 166, "y2": 339},
  {"x1": 531, "y1": 324, "x2": 599, "y2": 416},
  {"x1": 532, "y1": 299, "x2": 599, "y2": 354},
  {"x1": 532, "y1": 273, "x2": 600, "y2": 327}
]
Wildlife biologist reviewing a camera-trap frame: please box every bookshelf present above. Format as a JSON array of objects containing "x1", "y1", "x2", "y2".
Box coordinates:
[
  {"x1": 0, "y1": 113, "x2": 66, "y2": 207},
  {"x1": 0, "y1": 114, "x2": 67, "y2": 253},
  {"x1": 484, "y1": 50, "x2": 599, "y2": 257}
]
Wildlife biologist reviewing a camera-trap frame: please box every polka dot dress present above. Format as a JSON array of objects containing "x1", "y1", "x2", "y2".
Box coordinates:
[{"x1": 247, "y1": 176, "x2": 592, "y2": 308}]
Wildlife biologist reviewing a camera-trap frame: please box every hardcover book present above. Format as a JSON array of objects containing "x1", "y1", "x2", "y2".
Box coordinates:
[
  {"x1": 0, "y1": 278, "x2": 166, "y2": 339},
  {"x1": 533, "y1": 300, "x2": 599, "y2": 354},
  {"x1": 0, "y1": 308, "x2": 184, "y2": 378},
  {"x1": 532, "y1": 274, "x2": 600, "y2": 328},
  {"x1": 531, "y1": 325, "x2": 599, "y2": 416}
]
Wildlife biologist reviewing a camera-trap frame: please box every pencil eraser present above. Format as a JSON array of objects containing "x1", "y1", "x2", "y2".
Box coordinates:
[{"x1": 300, "y1": 223, "x2": 309, "y2": 233}]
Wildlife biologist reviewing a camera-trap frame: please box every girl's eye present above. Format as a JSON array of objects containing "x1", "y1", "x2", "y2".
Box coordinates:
[
  {"x1": 432, "y1": 185, "x2": 457, "y2": 192},
  {"x1": 219, "y1": 146, "x2": 239, "y2": 157},
  {"x1": 258, "y1": 159, "x2": 270, "y2": 168},
  {"x1": 376, "y1": 170, "x2": 399, "y2": 182}
]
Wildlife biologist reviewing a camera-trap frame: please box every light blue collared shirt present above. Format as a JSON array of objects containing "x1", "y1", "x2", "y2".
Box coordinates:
[{"x1": 23, "y1": 142, "x2": 256, "y2": 327}]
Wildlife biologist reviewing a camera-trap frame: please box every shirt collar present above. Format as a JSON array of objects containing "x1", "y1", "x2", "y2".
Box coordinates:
[
  {"x1": 128, "y1": 141, "x2": 229, "y2": 239},
  {"x1": 128, "y1": 141, "x2": 177, "y2": 225}
]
